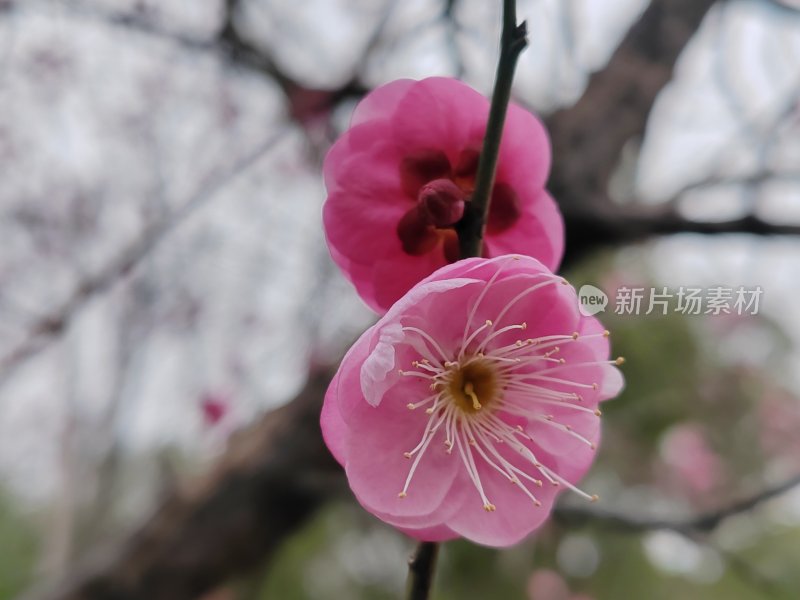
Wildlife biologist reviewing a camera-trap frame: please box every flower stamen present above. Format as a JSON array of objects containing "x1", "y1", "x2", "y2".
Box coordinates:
[
  {"x1": 392, "y1": 274, "x2": 614, "y2": 512},
  {"x1": 464, "y1": 381, "x2": 482, "y2": 411}
]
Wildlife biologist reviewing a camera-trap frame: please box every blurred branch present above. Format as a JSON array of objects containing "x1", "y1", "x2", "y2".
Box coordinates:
[
  {"x1": 44, "y1": 0, "x2": 373, "y2": 127},
  {"x1": 53, "y1": 1, "x2": 218, "y2": 53},
  {"x1": 563, "y1": 202, "x2": 800, "y2": 266},
  {"x1": 0, "y1": 130, "x2": 286, "y2": 385},
  {"x1": 23, "y1": 369, "x2": 344, "y2": 600},
  {"x1": 443, "y1": 0, "x2": 465, "y2": 78},
  {"x1": 674, "y1": 171, "x2": 800, "y2": 197},
  {"x1": 546, "y1": 0, "x2": 719, "y2": 210},
  {"x1": 555, "y1": 472, "x2": 800, "y2": 534}
]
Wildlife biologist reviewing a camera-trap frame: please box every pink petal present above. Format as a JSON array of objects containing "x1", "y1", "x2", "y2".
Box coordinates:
[
  {"x1": 351, "y1": 79, "x2": 416, "y2": 127},
  {"x1": 391, "y1": 78, "x2": 489, "y2": 165},
  {"x1": 370, "y1": 251, "x2": 451, "y2": 313},
  {"x1": 360, "y1": 322, "x2": 406, "y2": 407},
  {"x1": 443, "y1": 445, "x2": 561, "y2": 547},
  {"x1": 497, "y1": 101, "x2": 551, "y2": 190},
  {"x1": 320, "y1": 328, "x2": 374, "y2": 462},
  {"x1": 344, "y1": 397, "x2": 460, "y2": 519},
  {"x1": 396, "y1": 522, "x2": 459, "y2": 542},
  {"x1": 523, "y1": 408, "x2": 601, "y2": 484},
  {"x1": 320, "y1": 371, "x2": 348, "y2": 467},
  {"x1": 485, "y1": 191, "x2": 564, "y2": 273}
]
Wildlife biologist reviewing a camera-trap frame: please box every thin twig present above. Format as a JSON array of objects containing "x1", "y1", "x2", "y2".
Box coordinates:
[
  {"x1": 404, "y1": 2, "x2": 527, "y2": 597},
  {"x1": 455, "y1": 0, "x2": 528, "y2": 259},
  {"x1": 406, "y1": 542, "x2": 440, "y2": 600},
  {"x1": 554, "y1": 472, "x2": 800, "y2": 534}
]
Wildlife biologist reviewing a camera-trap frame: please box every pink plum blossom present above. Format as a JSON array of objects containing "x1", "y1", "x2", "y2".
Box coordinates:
[
  {"x1": 660, "y1": 423, "x2": 724, "y2": 499},
  {"x1": 321, "y1": 255, "x2": 623, "y2": 547},
  {"x1": 323, "y1": 77, "x2": 563, "y2": 313}
]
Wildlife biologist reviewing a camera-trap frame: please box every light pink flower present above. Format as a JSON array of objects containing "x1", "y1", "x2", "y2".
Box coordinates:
[
  {"x1": 323, "y1": 77, "x2": 563, "y2": 313},
  {"x1": 660, "y1": 423, "x2": 724, "y2": 498},
  {"x1": 321, "y1": 256, "x2": 623, "y2": 547}
]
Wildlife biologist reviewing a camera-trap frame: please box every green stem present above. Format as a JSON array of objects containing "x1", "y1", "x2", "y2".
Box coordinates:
[
  {"x1": 456, "y1": 0, "x2": 528, "y2": 259},
  {"x1": 405, "y1": 541, "x2": 440, "y2": 600}
]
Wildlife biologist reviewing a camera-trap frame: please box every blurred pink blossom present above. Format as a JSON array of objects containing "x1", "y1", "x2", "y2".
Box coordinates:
[
  {"x1": 321, "y1": 256, "x2": 623, "y2": 546},
  {"x1": 660, "y1": 423, "x2": 724, "y2": 497},
  {"x1": 758, "y1": 389, "x2": 800, "y2": 462},
  {"x1": 201, "y1": 393, "x2": 230, "y2": 428},
  {"x1": 323, "y1": 77, "x2": 563, "y2": 313},
  {"x1": 526, "y1": 569, "x2": 595, "y2": 600}
]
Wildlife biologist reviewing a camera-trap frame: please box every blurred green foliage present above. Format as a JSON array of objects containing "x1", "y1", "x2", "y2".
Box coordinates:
[{"x1": 0, "y1": 490, "x2": 38, "y2": 599}]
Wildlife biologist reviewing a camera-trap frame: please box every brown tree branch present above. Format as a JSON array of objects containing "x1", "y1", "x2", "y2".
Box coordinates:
[
  {"x1": 562, "y1": 204, "x2": 800, "y2": 267},
  {"x1": 405, "y1": 542, "x2": 440, "y2": 600},
  {"x1": 546, "y1": 0, "x2": 719, "y2": 210}
]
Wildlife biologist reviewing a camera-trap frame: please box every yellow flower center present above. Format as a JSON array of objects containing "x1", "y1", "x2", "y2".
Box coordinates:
[{"x1": 445, "y1": 360, "x2": 499, "y2": 414}]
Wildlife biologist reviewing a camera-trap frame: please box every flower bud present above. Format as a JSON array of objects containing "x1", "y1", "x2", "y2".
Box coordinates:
[{"x1": 418, "y1": 178, "x2": 466, "y2": 227}]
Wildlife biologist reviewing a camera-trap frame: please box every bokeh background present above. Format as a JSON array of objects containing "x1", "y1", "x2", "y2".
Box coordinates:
[{"x1": 2, "y1": 0, "x2": 800, "y2": 599}]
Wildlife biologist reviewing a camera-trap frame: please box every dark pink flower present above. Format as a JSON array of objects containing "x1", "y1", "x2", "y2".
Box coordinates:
[
  {"x1": 321, "y1": 256, "x2": 623, "y2": 547},
  {"x1": 323, "y1": 78, "x2": 563, "y2": 313}
]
